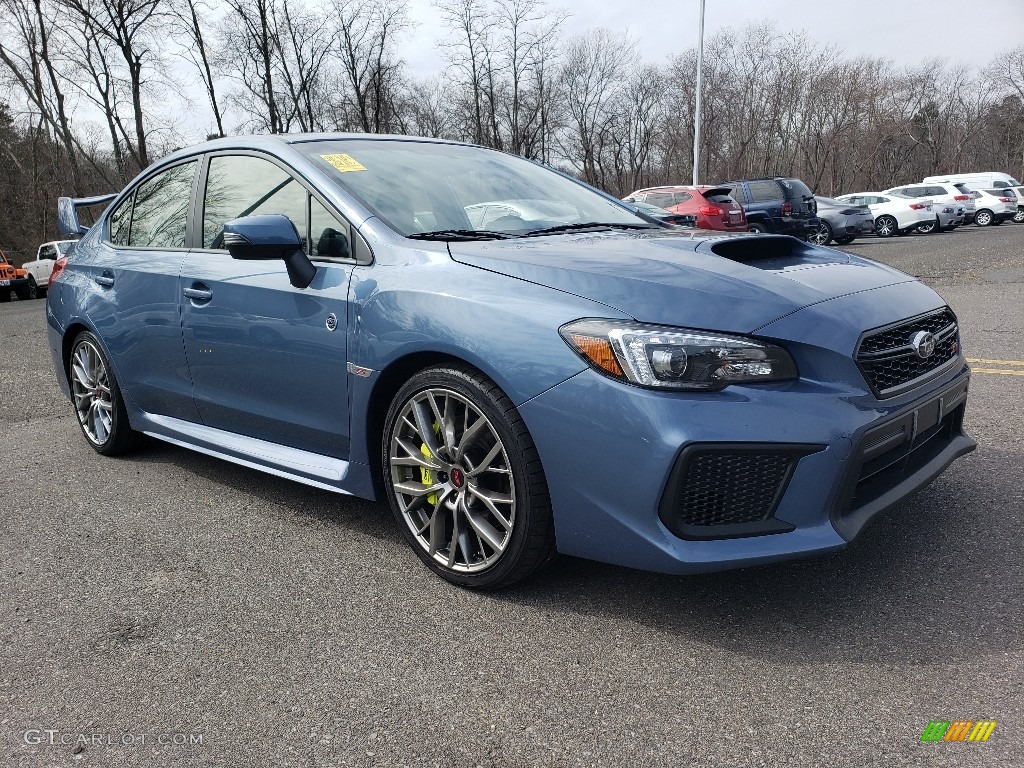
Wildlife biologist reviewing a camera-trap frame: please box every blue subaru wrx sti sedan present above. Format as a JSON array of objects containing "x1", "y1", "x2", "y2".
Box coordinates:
[{"x1": 47, "y1": 134, "x2": 976, "y2": 587}]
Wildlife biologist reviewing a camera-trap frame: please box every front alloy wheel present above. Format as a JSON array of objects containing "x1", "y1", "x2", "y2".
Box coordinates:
[
  {"x1": 916, "y1": 217, "x2": 938, "y2": 234},
  {"x1": 1014, "y1": 208, "x2": 1024, "y2": 223},
  {"x1": 69, "y1": 332, "x2": 139, "y2": 455},
  {"x1": 384, "y1": 365, "x2": 555, "y2": 588}
]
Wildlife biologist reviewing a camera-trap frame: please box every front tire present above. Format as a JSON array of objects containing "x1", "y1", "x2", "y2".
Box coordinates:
[
  {"x1": 807, "y1": 220, "x2": 833, "y2": 245},
  {"x1": 916, "y1": 217, "x2": 938, "y2": 234},
  {"x1": 974, "y1": 209, "x2": 993, "y2": 226},
  {"x1": 27, "y1": 276, "x2": 42, "y2": 299},
  {"x1": 382, "y1": 365, "x2": 555, "y2": 588},
  {"x1": 834, "y1": 235, "x2": 856, "y2": 245},
  {"x1": 69, "y1": 331, "x2": 140, "y2": 455},
  {"x1": 875, "y1": 215, "x2": 898, "y2": 237},
  {"x1": 1014, "y1": 208, "x2": 1024, "y2": 223},
  {"x1": 747, "y1": 222, "x2": 768, "y2": 234}
]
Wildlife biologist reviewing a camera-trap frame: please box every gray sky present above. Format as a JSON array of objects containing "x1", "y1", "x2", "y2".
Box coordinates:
[{"x1": 404, "y1": 0, "x2": 1024, "y2": 76}]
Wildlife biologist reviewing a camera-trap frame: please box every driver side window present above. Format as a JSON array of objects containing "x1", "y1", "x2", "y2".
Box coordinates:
[{"x1": 203, "y1": 154, "x2": 352, "y2": 260}]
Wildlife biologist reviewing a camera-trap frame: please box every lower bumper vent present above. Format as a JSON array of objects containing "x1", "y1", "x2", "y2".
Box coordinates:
[{"x1": 659, "y1": 444, "x2": 820, "y2": 540}]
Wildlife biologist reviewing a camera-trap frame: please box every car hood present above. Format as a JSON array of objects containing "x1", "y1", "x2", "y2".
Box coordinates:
[{"x1": 448, "y1": 230, "x2": 916, "y2": 333}]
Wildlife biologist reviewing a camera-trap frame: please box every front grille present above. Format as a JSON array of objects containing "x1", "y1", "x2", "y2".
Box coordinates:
[
  {"x1": 856, "y1": 308, "x2": 959, "y2": 396},
  {"x1": 659, "y1": 445, "x2": 818, "y2": 539}
]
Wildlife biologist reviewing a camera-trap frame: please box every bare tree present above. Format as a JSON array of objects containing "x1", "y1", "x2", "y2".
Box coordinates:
[
  {"x1": 61, "y1": 0, "x2": 164, "y2": 167},
  {"x1": 331, "y1": 0, "x2": 408, "y2": 132},
  {"x1": 170, "y1": 0, "x2": 226, "y2": 137}
]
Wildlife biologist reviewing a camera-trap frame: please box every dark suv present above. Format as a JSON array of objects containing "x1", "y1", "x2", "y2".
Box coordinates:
[{"x1": 723, "y1": 177, "x2": 818, "y2": 238}]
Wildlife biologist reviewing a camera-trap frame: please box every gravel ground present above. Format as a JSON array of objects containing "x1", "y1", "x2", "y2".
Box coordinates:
[{"x1": 2, "y1": 224, "x2": 1022, "y2": 767}]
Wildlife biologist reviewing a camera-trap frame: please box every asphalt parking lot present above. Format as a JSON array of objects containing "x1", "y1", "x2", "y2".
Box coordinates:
[{"x1": 3, "y1": 225, "x2": 1022, "y2": 767}]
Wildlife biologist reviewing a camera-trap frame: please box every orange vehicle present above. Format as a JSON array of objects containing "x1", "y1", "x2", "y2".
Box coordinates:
[{"x1": 0, "y1": 250, "x2": 33, "y2": 301}]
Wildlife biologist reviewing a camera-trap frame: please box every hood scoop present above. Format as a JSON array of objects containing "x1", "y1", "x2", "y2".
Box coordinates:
[{"x1": 705, "y1": 235, "x2": 850, "y2": 271}]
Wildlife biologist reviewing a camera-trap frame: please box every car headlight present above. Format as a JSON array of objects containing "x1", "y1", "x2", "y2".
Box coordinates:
[{"x1": 559, "y1": 319, "x2": 798, "y2": 390}]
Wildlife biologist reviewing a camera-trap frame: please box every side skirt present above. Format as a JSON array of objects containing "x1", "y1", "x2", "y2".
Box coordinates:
[{"x1": 139, "y1": 412, "x2": 358, "y2": 495}]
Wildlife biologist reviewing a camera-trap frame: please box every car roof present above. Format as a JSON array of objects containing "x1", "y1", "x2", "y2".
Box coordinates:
[{"x1": 155, "y1": 132, "x2": 473, "y2": 167}]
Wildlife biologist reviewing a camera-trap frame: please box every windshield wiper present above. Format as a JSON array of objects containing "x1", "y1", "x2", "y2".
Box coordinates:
[
  {"x1": 407, "y1": 229, "x2": 517, "y2": 241},
  {"x1": 521, "y1": 222, "x2": 658, "y2": 237}
]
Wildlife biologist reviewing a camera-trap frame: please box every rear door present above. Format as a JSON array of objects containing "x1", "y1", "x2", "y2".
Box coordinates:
[
  {"x1": 83, "y1": 159, "x2": 201, "y2": 421},
  {"x1": 179, "y1": 152, "x2": 356, "y2": 459}
]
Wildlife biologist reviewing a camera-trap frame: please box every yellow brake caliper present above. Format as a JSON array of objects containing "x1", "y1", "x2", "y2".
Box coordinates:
[{"x1": 420, "y1": 421, "x2": 442, "y2": 507}]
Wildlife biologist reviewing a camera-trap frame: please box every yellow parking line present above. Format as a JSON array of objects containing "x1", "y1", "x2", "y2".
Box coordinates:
[
  {"x1": 970, "y1": 368, "x2": 1024, "y2": 377},
  {"x1": 967, "y1": 358, "x2": 1024, "y2": 367}
]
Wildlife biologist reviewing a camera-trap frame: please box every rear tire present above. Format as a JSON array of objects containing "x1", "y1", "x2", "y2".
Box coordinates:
[
  {"x1": 382, "y1": 364, "x2": 556, "y2": 589},
  {"x1": 974, "y1": 209, "x2": 993, "y2": 226},
  {"x1": 747, "y1": 222, "x2": 769, "y2": 234},
  {"x1": 27, "y1": 276, "x2": 41, "y2": 299},
  {"x1": 807, "y1": 220, "x2": 833, "y2": 245},
  {"x1": 874, "y1": 215, "x2": 898, "y2": 237},
  {"x1": 68, "y1": 331, "x2": 141, "y2": 456}
]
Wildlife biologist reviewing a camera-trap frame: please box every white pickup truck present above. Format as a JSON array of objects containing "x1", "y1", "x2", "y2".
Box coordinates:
[{"x1": 21, "y1": 240, "x2": 77, "y2": 298}]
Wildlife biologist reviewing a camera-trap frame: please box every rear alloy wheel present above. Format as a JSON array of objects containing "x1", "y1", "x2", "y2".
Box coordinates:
[
  {"x1": 916, "y1": 217, "x2": 938, "y2": 234},
  {"x1": 69, "y1": 331, "x2": 140, "y2": 455},
  {"x1": 383, "y1": 365, "x2": 555, "y2": 588},
  {"x1": 875, "y1": 215, "x2": 898, "y2": 237},
  {"x1": 807, "y1": 220, "x2": 833, "y2": 245},
  {"x1": 974, "y1": 209, "x2": 993, "y2": 227}
]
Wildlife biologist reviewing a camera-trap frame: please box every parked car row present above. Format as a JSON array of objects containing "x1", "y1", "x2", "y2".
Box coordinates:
[{"x1": 623, "y1": 169, "x2": 1024, "y2": 247}]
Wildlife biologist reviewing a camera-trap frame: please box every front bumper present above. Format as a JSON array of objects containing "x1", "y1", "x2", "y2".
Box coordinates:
[{"x1": 520, "y1": 346, "x2": 974, "y2": 573}]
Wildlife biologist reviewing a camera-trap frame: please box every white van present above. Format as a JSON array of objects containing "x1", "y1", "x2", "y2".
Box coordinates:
[{"x1": 922, "y1": 172, "x2": 1021, "y2": 190}]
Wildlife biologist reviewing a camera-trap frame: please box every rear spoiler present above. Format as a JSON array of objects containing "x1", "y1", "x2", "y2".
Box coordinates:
[{"x1": 57, "y1": 193, "x2": 118, "y2": 236}]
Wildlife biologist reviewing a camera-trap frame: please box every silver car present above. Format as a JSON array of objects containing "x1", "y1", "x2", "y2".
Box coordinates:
[{"x1": 810, "y1": 196, "x2": 874, "y2": 245}]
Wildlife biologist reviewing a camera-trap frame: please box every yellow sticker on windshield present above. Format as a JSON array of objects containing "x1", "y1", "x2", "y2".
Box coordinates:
[{"x1": 321, "y1": 153, "x2": 367, "y2": 172}]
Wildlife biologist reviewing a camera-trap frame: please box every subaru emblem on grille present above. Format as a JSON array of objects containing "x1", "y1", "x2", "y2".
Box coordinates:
[{"x1": 911, "y1": 331, "x2": 936, "y2": 359}]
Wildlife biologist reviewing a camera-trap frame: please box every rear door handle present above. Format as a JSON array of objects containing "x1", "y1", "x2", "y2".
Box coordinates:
[{"x1": 184, "y1": 285, "x2": 213, "y2": 302}]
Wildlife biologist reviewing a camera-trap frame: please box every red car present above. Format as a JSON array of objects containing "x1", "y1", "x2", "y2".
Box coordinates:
[{"x1": 625, "y1": 185, "x2": 747, "y2": 231}]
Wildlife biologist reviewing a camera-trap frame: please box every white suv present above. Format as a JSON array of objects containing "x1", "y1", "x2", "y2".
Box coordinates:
[
  {"x1": 884, "y1": 182, "x2": 974, "y2": 229},
  {"x1": 1004, "y1": 187, "x2": 1024, "y2": 223},
  {"x1": 971, "y1": 190, "x2": 1016, "y2": 226},
  {"x1": 21, "y1": 240, "x2": 76, "y2": 297}
]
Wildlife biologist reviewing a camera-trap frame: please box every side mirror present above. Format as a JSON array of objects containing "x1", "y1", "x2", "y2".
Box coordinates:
[{"x1": 223, "y1": 214, "x2": 316, "y2": 289}]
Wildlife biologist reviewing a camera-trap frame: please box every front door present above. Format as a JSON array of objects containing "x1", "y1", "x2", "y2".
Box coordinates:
[{"x1": 180, "y1": 153, "x2": 354, "y2": 459}]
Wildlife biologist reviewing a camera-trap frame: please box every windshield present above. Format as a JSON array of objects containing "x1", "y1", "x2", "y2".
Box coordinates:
[{"x1": 298, "y1": 139, "x2": 650, "y2": 237}]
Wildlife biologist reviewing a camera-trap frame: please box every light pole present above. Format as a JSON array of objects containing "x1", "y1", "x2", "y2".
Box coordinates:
[{"x1": 692, "y1": 0, "x2": 706, "y2": 186}]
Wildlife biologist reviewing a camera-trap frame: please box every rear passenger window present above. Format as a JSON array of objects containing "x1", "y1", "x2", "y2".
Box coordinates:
[
  {"x1": 645, "y1": 193, "x2": 674, "y2": 208},
  {"x1": 929, "y1": 186, "x2": 947, "y2": 196},
  {"x1": 747, "y1": 181, "x2": 781, "y2": 203},
  {"x1": 129, "y1": 161, "x2": 197, "y2": 248},
  {"x1": 674, "y1": 192, "x2": 693, "y2": 204},
  {"x1": 108, "y1": 198, "x2": 132, "y2": 246}
]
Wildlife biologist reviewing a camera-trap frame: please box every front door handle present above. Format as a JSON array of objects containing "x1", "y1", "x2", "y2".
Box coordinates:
[
  {"x1": 184, "y1": 285, "x2": 213, "y2": 302},
  {"x1": 94, "y1": 271, "x2": 115, "y2": 287}
]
